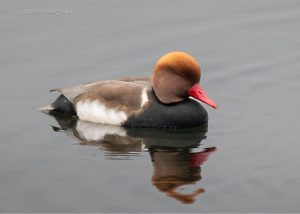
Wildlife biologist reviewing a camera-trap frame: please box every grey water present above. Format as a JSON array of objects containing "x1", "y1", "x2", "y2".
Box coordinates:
[{"x1": 1, "y1": 0, "x2": 300, "y2": 212}]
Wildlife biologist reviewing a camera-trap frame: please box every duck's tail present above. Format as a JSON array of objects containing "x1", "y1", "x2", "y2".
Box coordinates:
[
  {"x1": 37, "y1": 104, "x2": 55, "y2": 114},
  {"x1": 38, "y1": 94, "x2": 76, "y2": 116}
]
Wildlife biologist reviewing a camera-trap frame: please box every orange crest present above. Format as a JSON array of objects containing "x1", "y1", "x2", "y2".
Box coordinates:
[{"x1": 153, "y1": 51, "x2": 201, "y2": 84}]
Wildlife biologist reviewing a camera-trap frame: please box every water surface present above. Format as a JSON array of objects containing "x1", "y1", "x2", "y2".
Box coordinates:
[{"x1": 0, "y1": 0, "x2": 300, "y2": 212}]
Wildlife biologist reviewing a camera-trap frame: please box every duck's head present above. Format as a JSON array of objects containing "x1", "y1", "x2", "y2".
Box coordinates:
[{"x1": 152, "y1": 51, "x2": 217, "y2": 109}]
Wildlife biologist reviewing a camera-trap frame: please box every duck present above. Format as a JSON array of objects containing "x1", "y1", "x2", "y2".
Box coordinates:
[{"x1": 40, "y1": 51, "x2": 217, "y2": 128}]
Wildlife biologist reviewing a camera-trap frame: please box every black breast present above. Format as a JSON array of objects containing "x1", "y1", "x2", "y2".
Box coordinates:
[{"x1": 123, "y1": 89, "x2": 208, "y2": 128}]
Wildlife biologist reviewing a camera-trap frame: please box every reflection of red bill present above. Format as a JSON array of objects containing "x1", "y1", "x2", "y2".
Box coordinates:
[{"x1": 189, "y1": 147, "x2": 217, "y2": 167}]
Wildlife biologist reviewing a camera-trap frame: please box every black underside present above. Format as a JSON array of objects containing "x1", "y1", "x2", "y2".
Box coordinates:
[{"x1": 123, "y1": 90, "x2": 208, "y2": 129}]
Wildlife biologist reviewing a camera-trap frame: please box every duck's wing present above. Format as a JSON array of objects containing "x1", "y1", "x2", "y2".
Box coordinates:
[
  {"x1": 50, "y1": 80, "x2": 150, "y2": 112},
  {"x1": 118, "y1": 77, "x2": 150, "y2": 82},
  {"x1": 50, "y1": 80, "x2": 108, "y2": 103}
]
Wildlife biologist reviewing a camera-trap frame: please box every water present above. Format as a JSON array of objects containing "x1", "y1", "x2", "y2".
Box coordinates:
[{"x1": 0, "y1": 0, "x2": 300, "y2": 212}]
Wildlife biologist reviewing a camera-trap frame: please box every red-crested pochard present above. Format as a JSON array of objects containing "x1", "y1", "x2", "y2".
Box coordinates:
[{"x1": 41, "y1": 51, "x2": 217, "y2": 128}]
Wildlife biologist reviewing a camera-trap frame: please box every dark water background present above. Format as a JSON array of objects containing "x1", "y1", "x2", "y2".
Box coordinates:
[{"x1": 1, "y1": 0, "x2": 300, "y2": 212}]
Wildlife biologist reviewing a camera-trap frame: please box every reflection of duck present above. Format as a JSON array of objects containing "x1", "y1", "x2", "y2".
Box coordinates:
[
  {"x1": 150, "y1": 147, "x2": 216, "y2": 204},
  {"x1": 51, "y1": 115, "x2": 208, "y2": 153},
  {"x1": 52, "y1": 116, "x2": 143, "y2": 156},
  {"x1": 41, "y1": 52, "x2": 217, "y2": 128},
  {"x1": 51, "y1": 115, "x2": 216, "y2": 203}
]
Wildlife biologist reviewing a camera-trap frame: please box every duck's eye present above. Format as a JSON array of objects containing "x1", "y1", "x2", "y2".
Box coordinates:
[{"x1": 178, "y1": 73, "x2": 189, "y2": 79}]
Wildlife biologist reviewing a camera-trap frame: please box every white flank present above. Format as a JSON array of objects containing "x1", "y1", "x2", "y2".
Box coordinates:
[
  {"x1": 76, "y1": 100, "x2": 127, "y2": 125},
  {"x1": 76, "y1": 120, "x2": 127, "y2": 141},
  {"x1": 140, "y1": 88, "x2": 149, "y2": 107}
]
